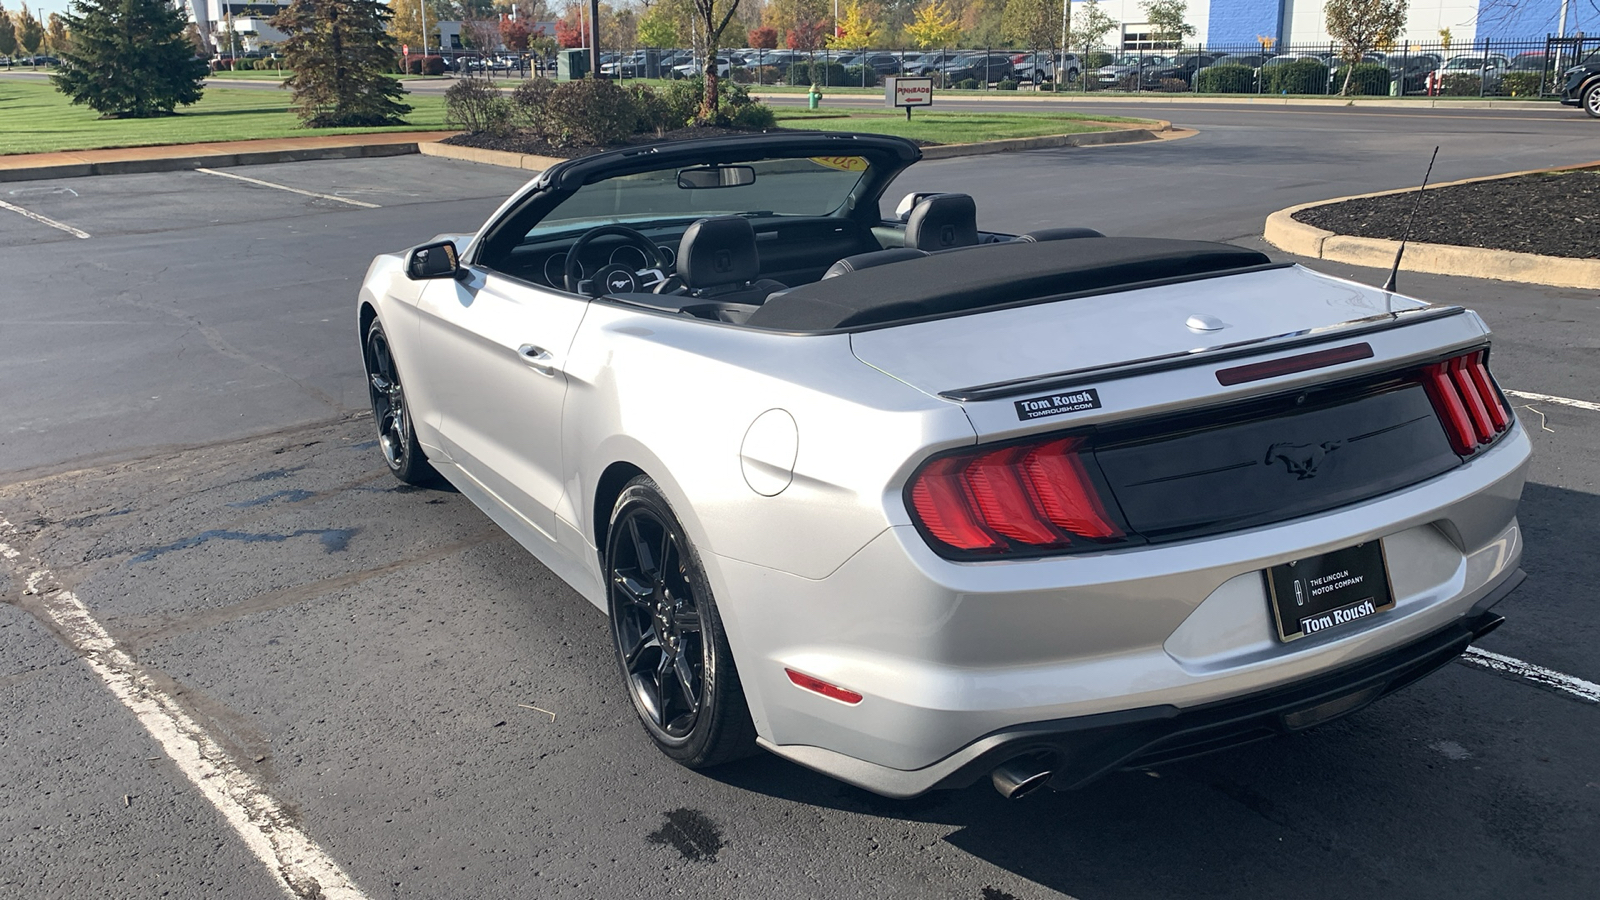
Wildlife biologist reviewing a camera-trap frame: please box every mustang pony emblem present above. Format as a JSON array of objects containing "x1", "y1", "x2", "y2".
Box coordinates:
[{"x1": 1266, "y1": 440, "x2": 1343, "y2": 479}]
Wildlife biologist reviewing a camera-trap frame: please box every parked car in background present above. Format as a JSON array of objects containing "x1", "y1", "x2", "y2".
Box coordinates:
[
  {"x1": 1428, "y1": 54, "x2": 1511, "y2": 93},
  {"x1": 672, "y1": 56, "x2": 737, "y2": 79},
  {"x1": 1559, "y1": 52, "x2": 1600, "y2": 116},
  {"x1": 1012, "y1": 51, "x2": 1082, "y2": 84},
  {"x1": 1385, "y1": 54, "x2": 1442, "y2": 94},
  {"x1": 938, "y1": 52, "x2": 1017, "y2": 84},
  {"x1": 1095, "y1": 54, "x2": 1170, "y2": 86},
  {"x1": 1141, "y1": 53, "x2": 1218, "y2": 87},
  {"x1": 912, "y1": 49, "x2": 965, "y2": 76}
]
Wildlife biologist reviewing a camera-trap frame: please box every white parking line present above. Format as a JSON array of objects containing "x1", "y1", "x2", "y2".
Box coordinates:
[
  {"x1": 195, "y1": 167, "x2": 382, "y2": 209},
  {"x1": 1505, "y1": 390, "x2": 1600, "y2": 413},
  {"x1": 0, "y1": 518, "x2": 372, "y2": 900},
  {"x1": 1462, "y1": 647, "x2": 1600, "y2": 704},
  {"x1": 0, "y1": 198, "x2": 90, "y2": 239}
]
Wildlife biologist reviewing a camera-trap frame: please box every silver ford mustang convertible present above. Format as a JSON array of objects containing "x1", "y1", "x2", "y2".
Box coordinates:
[{"x1": 357, "y1": 133, "x2": 1528, "y2": 799}]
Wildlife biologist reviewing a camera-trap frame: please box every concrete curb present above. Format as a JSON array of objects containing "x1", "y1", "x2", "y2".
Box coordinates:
[
  {"x1": 0, "y1": 142, "x2": 425, "y2": 183},
  {"x1": 1263, "y1": 161, "x2": 1600, "y2": 290},
  {"x1": 416, "y1": 141, "x2": 566, "y2": 171},
  {"x1": 418, "y1": 122, "x2": 1170, "y2": 171},
  {"x1": 918, "y1": 123, "x2": 1168, "y2": 158}
]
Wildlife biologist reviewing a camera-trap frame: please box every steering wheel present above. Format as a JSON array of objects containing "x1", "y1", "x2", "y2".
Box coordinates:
[{"x1": 564, "y1": 225, "x2": 668, "y2": 296}]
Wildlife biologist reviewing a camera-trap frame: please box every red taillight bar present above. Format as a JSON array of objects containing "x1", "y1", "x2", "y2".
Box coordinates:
[
  {"x1": 1420, "y1": 349, "x2": 1512, "y2": 456},
  {"x1": 907, "y1": 436, "x2": 1125, "y2": 557}
]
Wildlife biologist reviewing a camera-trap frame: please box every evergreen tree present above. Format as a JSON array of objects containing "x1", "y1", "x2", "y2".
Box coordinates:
[
  {"x1": 271, "y1": 0, "x2": 412, "y2": 127},
  {"x1": 51, "y1": 0, "x2": 207, "y2": 118}
]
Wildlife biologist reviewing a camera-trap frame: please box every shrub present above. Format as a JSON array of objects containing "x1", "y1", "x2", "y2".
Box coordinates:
[
  {"x1": 787, "y1": 62, "x2": 811, "y2": 85},
  {"x1": 1116, "y1": 73, "x2": 1141, "y2": 91},
  {"x1": 1196, "y1": 63, "x2": 1253, "y2": 93},
  {"x1": 731, "y1": 66, "x2": 755, "y2": 84},
  {"x1": 751, "y1": 65, "x2": 781, "y2": 85},
  {"x1": 728, "y1": 100, "x2": 776, "y2": 129},
  {"x1": 810, "y1": 61, "x2": 847, "y2": 86},
  {"x1": 235, "y1": 58, "x2": 256, "y2": 71},
  {"x1": 1084, "y1": 51, "x2": 1113, "y2": 68},
  {"x1": 1437, "y1": 72, "x2": 1488, "y2": 96},
  {"x1": 996, "y1": 78, "x2": 1018, "y2": 91},
  {"x1": 844, "y1": 65, "x2": 878, "y2": 87},
  {"x1": 1333, "y1": 62, "x2": 1390, "y2": 95},
  {"x1": 407, "y1": 55, "x2": 445, "y2": 76},
  {"x1": 512, "y1": 77, "x2": 556, "y2": 137},
  {"x1": 1502, "y1": 71, "x2": 1543, "y2": 97},
  {"x1": 445, "y1": 77, "x2": 513, "y2": 135},
  {"x1": 956, "y1": 77, "x2": 980, "y2": 90},
  {"x1": 545, "y1": 76, "x2": 637, "y2": 146},
  {"x1": 1263, "y1": 58, "x2": 1329, "y2": 94},
  {"x1": 1156, "y1": 77, "x2": 1189, "y2": 92}
]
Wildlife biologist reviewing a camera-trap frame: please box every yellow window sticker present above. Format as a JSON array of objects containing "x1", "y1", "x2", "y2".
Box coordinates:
[{"x1": 808, "y1": 156, "x2": 869, "y2": 172}]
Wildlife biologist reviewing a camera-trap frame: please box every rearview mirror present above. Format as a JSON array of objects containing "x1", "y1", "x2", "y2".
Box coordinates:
[
  {"x1": 677, "y1": 165, "x2": 756, "y2": 189},
  {"x1": 405, "y1": 240, "x2": 461, "y2": 280}
]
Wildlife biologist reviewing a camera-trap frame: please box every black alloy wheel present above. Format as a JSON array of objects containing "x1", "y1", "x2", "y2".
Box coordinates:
[
  {"x1": 606, "y1": 477, "x2": 755, "y2": 766},
  {"x1": 363, "y1": 320, "x2": 437, "y2": 485}
]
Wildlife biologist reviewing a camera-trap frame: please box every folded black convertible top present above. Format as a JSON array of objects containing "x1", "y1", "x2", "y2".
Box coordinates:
[{"x1": 745, "y1": 238, "x2": 1276, "y2": 332}]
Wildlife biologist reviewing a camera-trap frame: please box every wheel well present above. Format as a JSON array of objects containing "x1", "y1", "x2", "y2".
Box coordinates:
[
  {"x1": 593, "y1": 461, "x2": 646, "y2": 565},
  {"x1": 359, "y1": 302, "x2": 377, "y2": 346}
]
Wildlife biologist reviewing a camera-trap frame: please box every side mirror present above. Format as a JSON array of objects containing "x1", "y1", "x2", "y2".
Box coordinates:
[{"x1": 405, "y1": 240, "x2": 461, "y2": 280}]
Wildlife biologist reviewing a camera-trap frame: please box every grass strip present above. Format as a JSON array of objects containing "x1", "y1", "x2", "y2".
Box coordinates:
[
  {"x1": 0, "y1": 79, "x2": 449, "y2": 155},
  {"x1": 772, "y1": 106, "x2": 1142, "y2": 143}
]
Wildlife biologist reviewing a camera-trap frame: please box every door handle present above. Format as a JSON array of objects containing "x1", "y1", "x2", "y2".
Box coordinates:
[{"x1": 517, "y1": 344, "x2": 558, "y2": 376}]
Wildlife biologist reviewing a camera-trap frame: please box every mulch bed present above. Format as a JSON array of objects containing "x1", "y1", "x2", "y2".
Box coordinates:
[{"x1": 1293, "y1": 170, "x2": 1600, "y2": 260}]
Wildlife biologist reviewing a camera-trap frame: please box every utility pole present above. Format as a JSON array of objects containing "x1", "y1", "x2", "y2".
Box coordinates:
[
  {"x1": 588, "y1": 0, "x2": 600, "y2": 68},
  {"x1": 419, "y1": 0, "x2": 428, "y2": 58}
]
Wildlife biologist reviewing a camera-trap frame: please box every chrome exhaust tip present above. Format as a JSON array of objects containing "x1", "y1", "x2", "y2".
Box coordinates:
[{"x1": 990, "y1": 755, "x2": 1055, "y2": 800}]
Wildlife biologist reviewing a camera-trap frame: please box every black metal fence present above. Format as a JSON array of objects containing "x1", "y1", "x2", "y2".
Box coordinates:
[{"x1": 552, "y1": 35, "x2": 1595, "y2": 97}]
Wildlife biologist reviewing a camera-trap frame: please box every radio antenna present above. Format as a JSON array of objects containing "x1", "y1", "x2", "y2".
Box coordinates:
[{"x1": 1382, "y1": 146, "x2": 1439, "y2": 295}]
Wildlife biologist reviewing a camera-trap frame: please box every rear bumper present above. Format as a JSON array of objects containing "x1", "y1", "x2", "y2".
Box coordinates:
[{"x1": 761, "y1": 568, "x2": 1521, "y2": 798}]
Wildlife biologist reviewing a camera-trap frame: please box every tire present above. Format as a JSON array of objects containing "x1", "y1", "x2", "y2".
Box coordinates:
[
  {"x1": 605, "y1": 476, "x2": 756, "y2": 767},
  {"x1": 1585, "y1": 81, "x2": 1600, "y2": 119},
  {"x1": 363, "y1": 319, "x2": 438, "y2": 486}
]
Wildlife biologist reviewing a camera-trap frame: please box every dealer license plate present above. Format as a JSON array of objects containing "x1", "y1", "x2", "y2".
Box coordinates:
[{"x1": 1264, "y1": 541, "x2": 1395, "y2": 642}]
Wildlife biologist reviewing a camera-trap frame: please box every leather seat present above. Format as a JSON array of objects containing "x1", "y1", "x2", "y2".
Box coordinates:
[
  {"x1": 904, "y1": 193, "x2": 979, "y2": 252},
  {"x1": 675, "y1": 215, "x2": 786, "y2": 304}
]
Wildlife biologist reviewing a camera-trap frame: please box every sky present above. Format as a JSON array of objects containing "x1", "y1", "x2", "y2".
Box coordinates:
[{"x1": 12, "y1": 0, "x2": 73, "y2": 24}]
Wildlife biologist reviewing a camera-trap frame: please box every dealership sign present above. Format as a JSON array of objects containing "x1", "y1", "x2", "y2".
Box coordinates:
[{"x1": 884, "y1": 77, "x2": 933, "y2": 118}]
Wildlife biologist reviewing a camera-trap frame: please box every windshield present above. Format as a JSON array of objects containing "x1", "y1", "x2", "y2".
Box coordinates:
[{"x1": 526, "y1": 156, "x2": 874, "y2": 239}]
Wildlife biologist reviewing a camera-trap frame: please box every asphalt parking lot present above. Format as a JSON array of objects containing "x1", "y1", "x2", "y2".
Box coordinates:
[{"x1": 1, "y1": 108, "x2": 1597, "y2": 899}]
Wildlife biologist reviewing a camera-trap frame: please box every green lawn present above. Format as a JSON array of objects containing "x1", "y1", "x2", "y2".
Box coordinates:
[
  {"x1": 773, "y1": 106, "x2": 1146, "y2": 143},
  {"x1": 0, "y1": 79, "x2": 449, "y2": 155}
]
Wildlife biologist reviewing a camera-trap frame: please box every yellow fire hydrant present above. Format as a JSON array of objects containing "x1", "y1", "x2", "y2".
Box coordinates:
[{"x1": 808, "y1": 83, "x2": 822, "y2": 110}]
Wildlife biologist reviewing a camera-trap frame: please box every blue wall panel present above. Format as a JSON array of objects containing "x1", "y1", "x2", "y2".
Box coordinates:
[{"x1": 1208, "y1": 0, "x2": 1285, "y2": 46}]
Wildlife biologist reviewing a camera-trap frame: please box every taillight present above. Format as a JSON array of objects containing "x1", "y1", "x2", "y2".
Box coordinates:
[
  {"x1": 907, "y1": 436, "x2": 1127, "y2": 558},
  {"x1": 1420, "y1": 349, "x2": 1513, "y2": 455}
]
